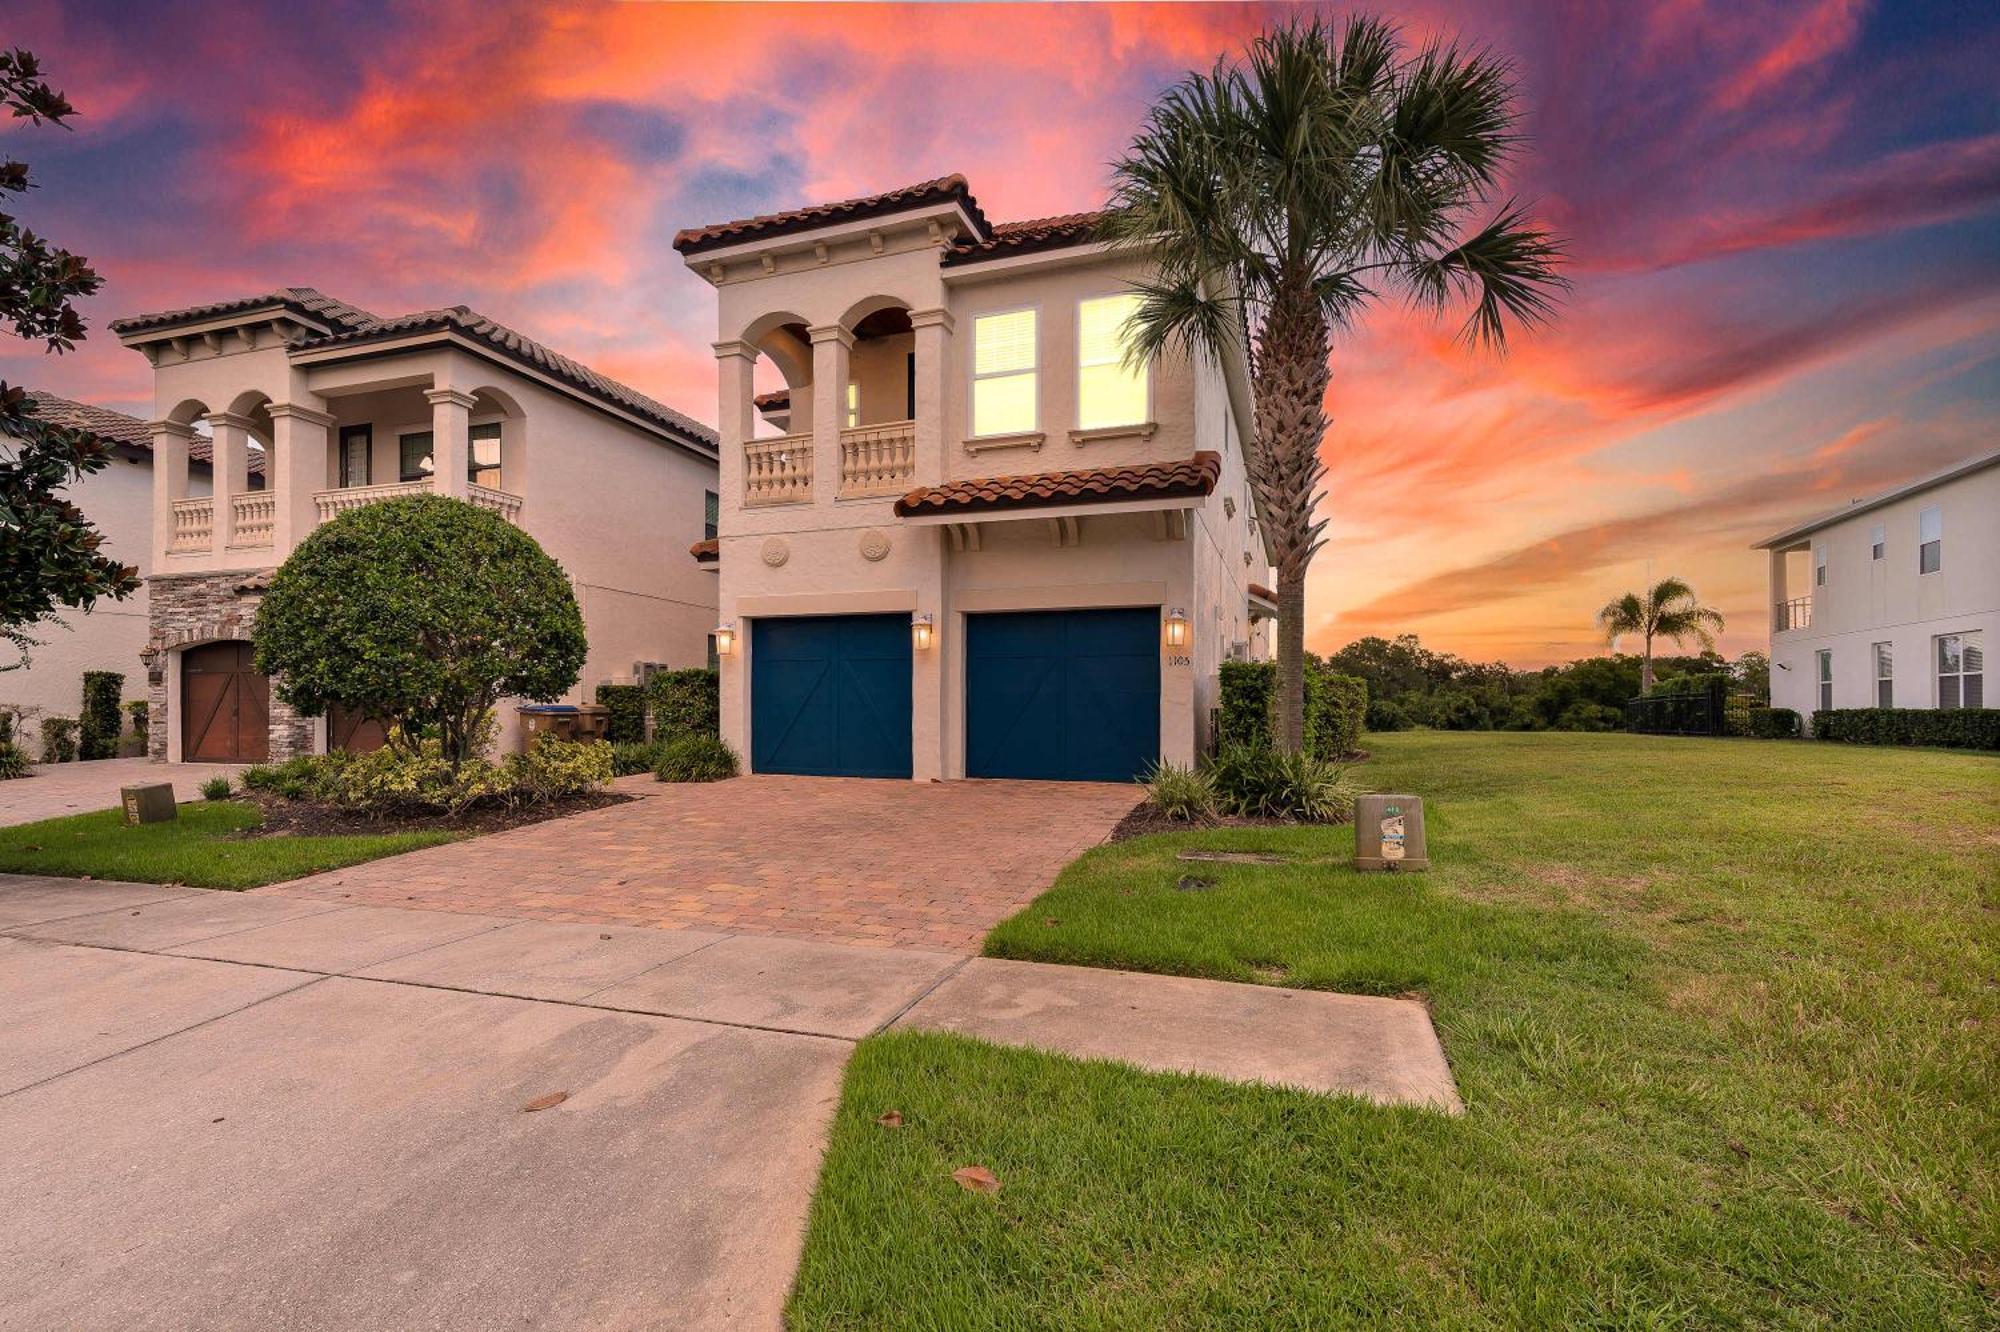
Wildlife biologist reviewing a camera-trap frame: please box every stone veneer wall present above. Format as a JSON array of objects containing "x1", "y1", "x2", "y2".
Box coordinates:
[{"x1": 142, "y1": 569, "x2": 315, "y2": 761}]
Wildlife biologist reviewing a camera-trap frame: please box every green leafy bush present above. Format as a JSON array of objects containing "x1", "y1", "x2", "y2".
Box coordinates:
[
  {"x1": 1554, "y1": 700, "x2": 1623, "y2": 732},
  {"x1": 1365, "y1": 699, "x2": 1411, "y2": 732},
  {"x1": 1143, "y1": 760, "x2": 1215, "y2": 822},
  {"x1": 241, "y1": 754, "x2": 330, "y2": 801},
  {"x1": 595, "y1": 683, "x2": 647, "y2": 744},
  {"x1": 78, "y1": 669, "x2": 122, "y2": 759},
  {"x1": 1218, "y1": 659, "x2": 1368, "y2": 759},
  {"x1": 0, "y1": 742, "x2": 26, "y2": 780},
  {"x1": 1810, "y1": 708, "x2": 1999, "y2": 750},
  {"x1": 254, "y1": 494, "x2": 586, "y2": 765},
  {"x1": 0, "y1": 708, "x2": 14, "y2": 745},
  {"x1": 647, "y1": 668, "x2": 719, "y2": 741},
  {"x1": 503, "y1": 735, "x2": 614, "y2": 803},
  {"x1": 654, "y1": 733, "x2": 738, "y2": 783},
  {"x1": 199, "y1": 775, "x2": 233, "y2": 801},
  {"x1": 608, "y1": 739, "x2": 664, "y2": 776},
  {"x1": 1746, "y1": 707, "x2": 1800, "y2": 739},
  {"x1": 124, "y1": 698, "x2": 148, "y2": 739},
  {"x1": 1208, "y1": 744, "x2": 1358, "y2": 823},
  {"x1": 38, "y1": 715, "x2": 76, "y2": 763}
]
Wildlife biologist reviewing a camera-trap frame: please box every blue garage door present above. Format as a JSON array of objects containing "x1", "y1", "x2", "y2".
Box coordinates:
[
  {"x1": 967, "y1": 608, "x2": 1160, "y2": 782},
  {"x1": 751, "y1": 615, "x2": 911, "y2": 778}
]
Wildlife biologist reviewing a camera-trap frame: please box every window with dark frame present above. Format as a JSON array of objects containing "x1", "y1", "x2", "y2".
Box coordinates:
[
  {"x1": 469, "y1": 422, "x2": 502, "y2": 490},
  {"x1": 704, "y1": 490, "x2": 719, "y2": 540},
  {"x1": 1873, "y1": 642, "x2": 1893, "y2": 708},
  {"x1": 338, "y1": 424, "x2": 372, "y2": 487},
  {"x1": 1918, "y1": 505, "x2": 1942, "y2": 575},
  {"x1": 399, "y1": 431, "x2": 435, "y2": 483},
  {"x1": 1936, "y1": 633, "x2": 1983, "y2": 709},
  {"x1": 1817, "y1": 649, "x2": 1833, "y2": 713}
]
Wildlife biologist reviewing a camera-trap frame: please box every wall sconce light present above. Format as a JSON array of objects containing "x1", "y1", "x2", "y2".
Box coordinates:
[
  {"x1": 911, "y1": 613, "x2": 935, "y2": 651},
  {"x1": 714, "y1": 623, "x2": 736, "y2": 656},
  {"x1": 1163, "y1": 607, "x2": 1189, "y2": 649}
]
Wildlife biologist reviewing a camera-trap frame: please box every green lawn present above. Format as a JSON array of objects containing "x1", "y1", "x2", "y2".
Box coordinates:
[
  {"x1": 0, "y1": 801, "x2": 457, "y2": 889},
  {"x1": 789, "y1": 732, "x2": 1998, "y2": 1329}
]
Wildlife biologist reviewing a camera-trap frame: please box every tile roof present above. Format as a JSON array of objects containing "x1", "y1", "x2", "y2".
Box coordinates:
[
  {"x1": 1248, "y1": 583, "x2": 1277, "y2": 603},
  {"x1": 894, "y1": 452, "x2": 1221, "y2": 519},
  {"x1": 673, "y1": 175, "x2": 987, "y2": 256},
  {"x1": 108, "y1": 287, "x2": 379, "y2": 337},
  {"x1": 16, "y1": 389, "x2": 265, "y2": 475},
  {"x1": 942, "y1": 210, "x2": 1107, "y2": 266},
  {"x1": 111, "y1": 287, "x2": 715, "y2": 454},
  {"x1": 291, "y1": 307, "x2": 717, "y2": 451},
  {"x1": 690, "y1": 537, "x2": 719, "y2": 563},
  {"x1": 753, "y1": 389, "x2": 791, "y2": 412}
]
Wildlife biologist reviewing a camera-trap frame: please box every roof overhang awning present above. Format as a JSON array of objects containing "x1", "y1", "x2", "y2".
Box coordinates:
[{"x1": 1248, "y1": 584, "x2": 1279, "y2": 620}]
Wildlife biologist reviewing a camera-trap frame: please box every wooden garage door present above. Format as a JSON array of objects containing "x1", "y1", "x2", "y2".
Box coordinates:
[
  {"x1": 181, "y1": 641, "x2": 270, "y2": 762},
  {"x1": 327, "y1": 705, "x2": 389, "y2": 753}
]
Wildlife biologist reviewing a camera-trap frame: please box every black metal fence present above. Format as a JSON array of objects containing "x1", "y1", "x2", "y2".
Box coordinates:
[{"x1": 1625, "y1": 676, "x2": 1729, "y2": 736}]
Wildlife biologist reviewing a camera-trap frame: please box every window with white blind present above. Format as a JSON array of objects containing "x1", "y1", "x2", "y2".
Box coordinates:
[
  {"x1": 1873, "y1": 642, "x2": 1893, "y2": 707},
  {"x1": 1816, "y1": 649, "x2": 1833, "y2": 713},
  {"x1": 1869, "y1": 523, "x2": 1884, "y2": 561},
  {"x1": 1919, "y1": 505, "x2": 1942, "y2": 574},
  {"x1": 1936, "y1": 633, "x2": 1983, "y2": 708},
  {"x1": 1077, "y1": 293, "x2": 1149, "y2": 429},
  {"x1": 971, "y1": 308, "x2": 1037, "y2": 436}
]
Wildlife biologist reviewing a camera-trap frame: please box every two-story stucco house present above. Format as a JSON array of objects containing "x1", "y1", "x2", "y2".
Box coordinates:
[
  {"x1": 1756, "y1": 448, "x2": 1995, "y2": 720},
  {"x1": 109, "y1": 289, "x2": 720, "y2": 763},
  {"x1": 674, "y1": 175, "x2": 1275, "y2": 782}
]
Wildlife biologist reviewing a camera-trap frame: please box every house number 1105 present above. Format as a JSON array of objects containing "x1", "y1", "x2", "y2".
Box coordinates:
[{"x1": 1165, "y1": 654, "x2": 1192, "y2": 668}]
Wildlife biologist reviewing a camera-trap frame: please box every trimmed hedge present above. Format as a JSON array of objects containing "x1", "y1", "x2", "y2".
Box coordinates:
[
  {"x1": 1217, "y1": 659, "x2": 1367, "y2": 761},
  {"x1": 1810, "y1": 707, "x2": 1999, "y2": 750},
  {"x1": 39, "y1": 716, "x2": 77, "y2": 763},
  {"x1": 1747, "y1": 707, "x2": 1801, "y2": 739},
  {"x1": 79, "y1": 670, "x2": 123, "y2": 760},
  {"x1": 647, "y1": 668, "x2": 719, "y2": 741},
  {"x1": 595, "y1": 683, "x2": 647, "y2": 744}
]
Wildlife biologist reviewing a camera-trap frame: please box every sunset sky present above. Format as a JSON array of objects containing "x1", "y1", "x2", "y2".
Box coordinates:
[{"x1": 5, "y1": 1, "x2": 1996, "y2": 667}]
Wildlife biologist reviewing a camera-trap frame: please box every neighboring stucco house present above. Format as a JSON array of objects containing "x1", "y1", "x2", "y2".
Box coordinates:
[
  {"x1": 674, "y1": 175, "x2": 1275, "y2": 782},
  {"x1": 109, "y1": 289, "x2": 720, "y2": 762},
  {"x1": 1756, "y1": 448, "x2": 1995, "y2": 719}
]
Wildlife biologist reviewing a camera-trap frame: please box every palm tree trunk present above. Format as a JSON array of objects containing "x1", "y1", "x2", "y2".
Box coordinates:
[
  {"x1": 1641, "y1": 631, "x2": 1655, "y2": 693},
  {"x1": 1249, "y1": 274, "x2": 1331, "y2": 754}
]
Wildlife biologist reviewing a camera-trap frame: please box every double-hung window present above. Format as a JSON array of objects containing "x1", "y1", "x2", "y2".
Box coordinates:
[
  {"x1": 1919, "y1": 505, "x2": 1942, "y2": 574},
  {"x1": 1813, "y1": 543, "x2": 1827, "y2": 588},
  {"x1": 398, "y1": 431, "x2": 435, "y2": 483},
  {"x1": 338, "y1": 425, "x2": 372, "y2": 487},
  {"x1": 971, "y1": 308, "x2": 1037, "y2": 436},
  {"x1": 1873, "y1": 642, "x2": 1893, "y2": 708},
  {"x1": 469, "y1": 422, "x2": 503, "y2": 490},
  {"x1": 1076, "y1": 293, "x2": 1149, "y2": 429},
  {"x1": 1816, "y1": 649, "x2": 1833, "y2": 713},
  {"x1": 703, "y1": 490, "x2": 719, "y2": 541},
  {"x1": 1869, "y1": 523, "x2": 1885, "y2": 562},
  {"x1": 1936, "y1": 633, "x2": 1983, "y2": 708}
]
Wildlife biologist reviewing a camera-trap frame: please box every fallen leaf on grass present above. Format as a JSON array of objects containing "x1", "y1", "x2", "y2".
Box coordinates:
[
  {"x1": 522, "y1": 1091, "x2": 570, "y2": 1112},
  {"x1": 951, "y1": 1166, "x2": 1000, "y2": 1194},
  {"x1": 876, "y1": 1110, "x2": 904, "y2": 1128}
]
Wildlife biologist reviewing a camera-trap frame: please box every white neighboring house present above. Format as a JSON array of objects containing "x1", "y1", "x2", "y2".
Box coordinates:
[
  {"x1": 0, "y1": 391, "x2": 254, "y2": 758},
  {"x1": 1756, "y1": 448, "x2": 1996, "y2": 720},
  {"x1": 109, "y1": 288, "x2": 720, "y2": 763}
]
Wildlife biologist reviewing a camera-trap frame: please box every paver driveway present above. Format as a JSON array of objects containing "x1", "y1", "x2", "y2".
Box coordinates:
[{"x1": 262, "y1": 774, "x2": 1140, "y2": 951}]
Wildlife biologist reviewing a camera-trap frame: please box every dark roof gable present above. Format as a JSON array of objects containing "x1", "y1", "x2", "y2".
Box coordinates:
[{"x1": 673, "y1": 175, "x2": 987, "y2": 256}]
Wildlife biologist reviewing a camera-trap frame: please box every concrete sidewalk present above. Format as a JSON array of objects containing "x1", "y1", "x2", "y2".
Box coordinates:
[{"x1": 0, "y1": 874, "x2": 1460, "y2": 1329}]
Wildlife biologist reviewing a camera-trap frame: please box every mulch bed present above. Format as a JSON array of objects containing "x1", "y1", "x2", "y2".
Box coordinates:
[
  {"x1": 1108, "y1": 804, "x2": 1350, "y2": 843},
  {"x1": 232, "y1": 789, "x2": 633, "y2": 839}
]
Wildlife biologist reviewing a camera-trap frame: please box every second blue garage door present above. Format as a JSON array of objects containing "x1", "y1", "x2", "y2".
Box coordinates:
[
  {"x1": 751, "y1": 615, "x2": 911, "y2": 778},
  {"x1": 966, "y1": 607, "x2": 1160, "y2": 782}
]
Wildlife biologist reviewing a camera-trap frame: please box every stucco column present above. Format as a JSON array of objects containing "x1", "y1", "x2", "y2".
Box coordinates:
[
  {"x1": 204, "y1": 411, "x2": 256, "y2": 549},
  {"x1": 426, "y1": 387, "x2": 476, "y2": 498},
  {"x1": 148, "y1": 419, "x2": 194, "y2": 559},
  {"x1": 266, "y1": 402, "x2": 334, "y2": 555},
  {"x1": 712, "y1": 340, "x2": 759, "y2": 763},
  {"x1": 909, "y1": 307, "x2": 953, "y2": 485},
  {"x1": 808, "y1": 324, "x2": 852, "y2": 502}
]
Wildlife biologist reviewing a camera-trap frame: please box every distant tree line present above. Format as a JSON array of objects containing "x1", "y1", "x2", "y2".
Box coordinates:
[{"x1": 1331, "y1": 634, "x2": 1770, "y2": 733}]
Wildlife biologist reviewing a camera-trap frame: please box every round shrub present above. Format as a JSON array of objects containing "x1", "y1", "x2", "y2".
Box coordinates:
[
  {"x1": 254, "y1": 495, "x2": 586, "y2": 766},
  {"x1": 199, "y1": 775, "x2": 233, "y2": 801},
  {"x1": 1143, "y1": 760, "x2": 1215, "y2": 822},
  {"x1": 654, "y1": 734, "x2": 738, "y2": 783},
  {"x1": 0, "y1": 741, "x2": 27, "y2": 780},
  {"x1": 1365, "y1": 700, "x2": 1411, "y2": 732}
]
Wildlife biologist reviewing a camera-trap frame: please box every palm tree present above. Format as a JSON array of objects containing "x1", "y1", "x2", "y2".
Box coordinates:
[
  {"x1": 1596, "y1": 578, "x2": 1726, "y2": 693},
  {"x1": 1103, "y1": 16, "x2": 1566, "y2": 751}
]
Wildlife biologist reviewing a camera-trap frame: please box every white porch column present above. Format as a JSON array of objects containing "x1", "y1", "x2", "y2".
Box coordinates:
[
  {"x1": 426, "y1": 386, "x2": 476, "y2": 498},
  {"x1": 909, "y1": 307, "x2": 953, "y2": 485},
  {"x1": 808, "y1": 323, "x2": 852, "y2": 502},
  {"x1": 266, "y1": 402, "x2": 335, "y2": 554},
  {"x1": 712, "y1": 340, "x2": 758, "y2": 763},
  {"x1": 204, "y1": 411, "x2": 255, "y2": 549},
  {"x1": 148, "y1": 419, "x2": 194, "y2": 558}
]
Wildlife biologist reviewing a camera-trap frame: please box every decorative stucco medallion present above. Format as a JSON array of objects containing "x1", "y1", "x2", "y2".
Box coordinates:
[
  {"x1": 761, "y1": 537, "x2": 790, "y2": 568},
  {"x1": 859, "y1": 529, "x2": 891, "y2": 562}
]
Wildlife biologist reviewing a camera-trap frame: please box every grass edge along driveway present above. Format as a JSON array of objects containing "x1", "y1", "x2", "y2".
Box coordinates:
[
  {"x1": 787, "y1": 731, "x2": 1997, "y2": 1329},
  {"x1": 0, "y1": 801, "x2": 456, "y2": 890}
]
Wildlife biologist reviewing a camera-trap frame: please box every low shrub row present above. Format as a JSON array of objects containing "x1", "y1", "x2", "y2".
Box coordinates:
[
  {"x1": 648, "y1": 668, "x2": 720, "y2": 741},
  {"x1": 1143, "y1": 745, "x2": 1359, "y2": 824},
  {"x1": 594, "y1": 683, "x2": 648, "y2": 744},
  {"x1": 1746, "y1": 707, "x2": 1801, "y2": 739},
  {"x1": 653, "y1": 734, "x2": 738, "y2": 783},
  {"x1": 241, "y1": 730, "x2": 613, "y2": 816},
  {"x1": 1218, "y1": 659, "x2": 1368, "y2": 759},
  {"x1": 1810, "y1": 707, "x2": 1999, "y2": 750}
]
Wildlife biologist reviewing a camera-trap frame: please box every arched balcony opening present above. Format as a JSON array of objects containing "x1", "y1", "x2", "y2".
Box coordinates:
[{"x1": 835, "y1": 297, "x2": 917, "y2": 498}]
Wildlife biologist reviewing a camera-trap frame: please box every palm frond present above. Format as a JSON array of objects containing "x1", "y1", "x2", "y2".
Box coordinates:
[{"x1": 1406, "y1": 204, "x2": 1568, "y2": 350}]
